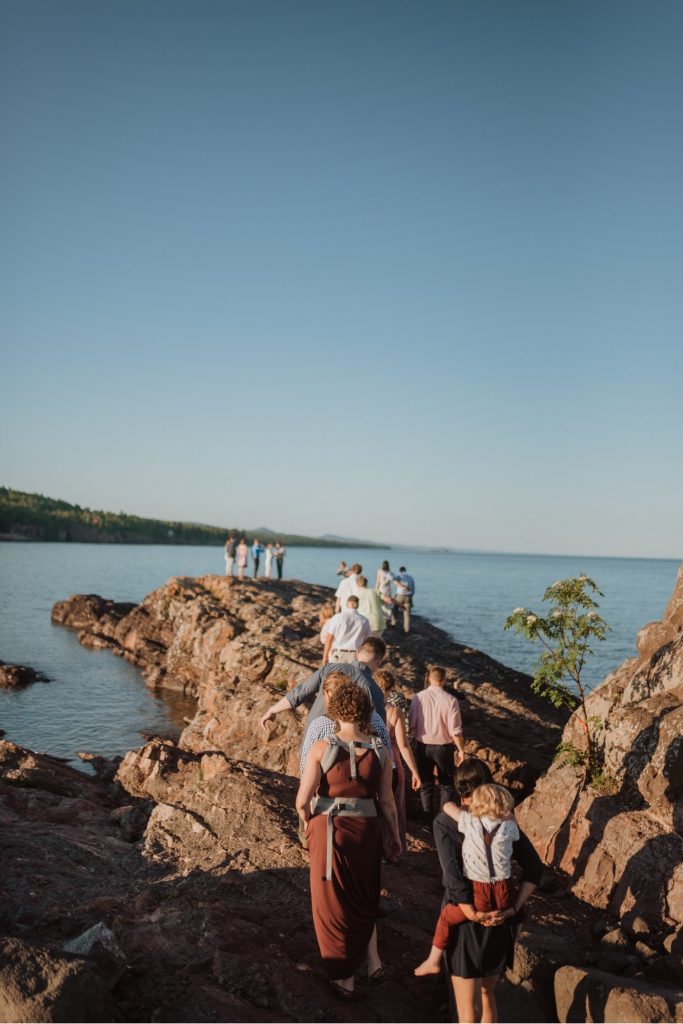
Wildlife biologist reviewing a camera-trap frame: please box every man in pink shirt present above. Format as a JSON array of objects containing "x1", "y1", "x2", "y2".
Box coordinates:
[{"x1": 409, "y1": 667, "x2": 466, "y2": 822}]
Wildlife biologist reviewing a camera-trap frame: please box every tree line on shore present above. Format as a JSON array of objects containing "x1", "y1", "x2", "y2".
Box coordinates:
[{"x1": 0, "y1": 487, "x2": 383, "y2": 549}]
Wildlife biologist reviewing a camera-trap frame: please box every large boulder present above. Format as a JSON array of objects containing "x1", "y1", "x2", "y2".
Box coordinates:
[
  {"x1": 554, "y1": 964, "x2": 683, "y2": 1023},
  {"x1": 518, "y1": 563, "x2": 683, "y2": 933},
  {"x1": 0, "y1": 937, "x2": 112, "y2": 1023},
  {"x1": 116, "y1": 739, "x2": 304, "y2": 875}
]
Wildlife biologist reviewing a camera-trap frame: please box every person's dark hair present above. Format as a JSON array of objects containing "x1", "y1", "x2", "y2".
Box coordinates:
[
  {"x1": 351, "y1": 563, "x2": 362, "y2": 574},
  {"x1": 347, "y1": 595, "x2": 360, "y2": 608},
  {"x1": 399, "y1": 566, "x2": 406, "y2": 572},
  {"x1": 359, "y1": 636, "x2": 386, "y2": 660},
  {"x1": 327, "y1": 680, "x2": 372, "y2": 732},
  {"x1": 381, "y1": 560, "x2": 390, "y2": 572},
  {"x1": 455, "y1": 758, "x2": 493, "y2": 801}
]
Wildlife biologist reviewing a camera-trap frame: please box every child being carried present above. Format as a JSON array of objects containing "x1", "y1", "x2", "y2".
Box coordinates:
[{"x1": 414, "y1": 783, "x2": 519, "y2": 976}]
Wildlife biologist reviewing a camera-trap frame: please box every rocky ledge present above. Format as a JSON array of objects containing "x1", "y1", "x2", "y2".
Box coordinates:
[
  {"x1": 1, "y1": 573, "x2": 681, "y2": 1022},
  {"x1": 51, "y1": 575, "x2": 566, "y2": 791}
]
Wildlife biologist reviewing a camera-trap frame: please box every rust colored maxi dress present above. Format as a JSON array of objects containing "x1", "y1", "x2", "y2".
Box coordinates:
[{"x1": 307, "y1": 746, "x2": 382, "y2": 980}]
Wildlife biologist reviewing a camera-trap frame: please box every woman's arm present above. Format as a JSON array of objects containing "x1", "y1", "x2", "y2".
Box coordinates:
[
  {"x1": 441, "y1": 801, "x2": 462, "y2": 821},
  {"x1": 485, "y1": 830, "x2": 542, "y2": 925},
  {"x1": 377, "y1": 755, "x2": 401, "y2": 858},
  {"x1": 295, "y1": 740, "x2": 324, "y2": 824},
  {"x1": 390, "y1": 709, "x2": 420, "y2": 790}
]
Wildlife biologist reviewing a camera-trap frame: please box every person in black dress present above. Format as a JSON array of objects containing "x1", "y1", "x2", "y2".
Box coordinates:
[{"x1": 433, "y1": 758, "x2": 543, "y2": 1024}]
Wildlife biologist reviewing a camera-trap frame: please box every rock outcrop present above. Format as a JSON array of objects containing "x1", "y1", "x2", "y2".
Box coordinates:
[
  {"x1": 0, "y1": 660, "x2": 49, "y2": 689},
  {"x1": 518, "y1": 564, "x2": 683, "y2": 945},
  {"x1": 52, "y1": 575, "x2": 566, "y2": 791},
  {"x1": 4, "y1": 569, "x2": 678, "y2": 1021}
]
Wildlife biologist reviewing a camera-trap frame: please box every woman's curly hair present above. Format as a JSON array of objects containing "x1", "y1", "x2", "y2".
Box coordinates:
[
  {"x1": 326, "y1": 679, "x2": 372, "y2": 732},
  {"x1": 373, "y1": 668, "x2": 396, "y2": 694}
]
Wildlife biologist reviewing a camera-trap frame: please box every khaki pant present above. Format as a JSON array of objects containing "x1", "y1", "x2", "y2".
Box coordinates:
[
  {"x1": 330, "y1": 650, "x2": 357, "y2": 664},
  {"x1": 395, "y1": 594, "x2": 412, "y2": 633}
]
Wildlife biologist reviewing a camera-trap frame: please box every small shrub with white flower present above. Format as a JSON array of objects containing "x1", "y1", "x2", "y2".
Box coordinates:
[{"x1": 505, "y1": 575, "x2": 611, "y2": 788}]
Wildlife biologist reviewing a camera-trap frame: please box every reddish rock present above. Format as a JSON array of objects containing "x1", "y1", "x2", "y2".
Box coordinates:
[
  {"x1": 554, "y1": 964, "x2": 683, "y2": 1023},
  {"x1": 518, "y1": 563, "x2": 683, "y2": 932},
  {"x1": 53, "y1": 575, "x2": 567, "y2": 793}
]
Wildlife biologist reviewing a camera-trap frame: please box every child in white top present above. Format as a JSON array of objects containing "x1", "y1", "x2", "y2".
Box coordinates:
[{"x1": 415, "y1": 783, "x2": 519, "y2": 976}]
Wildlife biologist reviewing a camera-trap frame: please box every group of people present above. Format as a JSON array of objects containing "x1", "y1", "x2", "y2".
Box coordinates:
[
  {"x1": 224, "y1": 536, "x2": 286, "y2": 580},
  {"x1": 321, "y1": 561, "x2": 416, "y2": 657},
  {"x1": 260, "y1": 626, "x2": 542, "y2": 1021}
]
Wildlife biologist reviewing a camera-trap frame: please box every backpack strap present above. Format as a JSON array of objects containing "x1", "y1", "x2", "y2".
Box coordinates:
[{"x1": 320, "y1": 735, "x2": 343, "y2": 774}]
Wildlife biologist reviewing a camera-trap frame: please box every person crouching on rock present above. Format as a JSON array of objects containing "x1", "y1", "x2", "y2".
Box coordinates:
[
  {"x1": 296, "y1": 681, "x2": 401, "y2": 1001},
  {"x1": 414, "y1": 783, "x2": 519, "y2": 977}
]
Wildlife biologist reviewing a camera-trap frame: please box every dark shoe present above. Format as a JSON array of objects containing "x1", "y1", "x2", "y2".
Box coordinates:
[
  {"x1": 328, "y1": 979, "x2": 356, "y2": 1001},
  {"x1": 368, "y1": 966, "x2": 385, "y2": 983}
]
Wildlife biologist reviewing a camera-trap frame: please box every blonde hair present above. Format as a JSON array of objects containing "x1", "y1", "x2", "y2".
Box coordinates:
[
  {"x1": 468, "y1": 784, "x2": 514, "y2": 819},
  {"x1": 319, "y1": 602, "x2": 336, "y2": 625}
]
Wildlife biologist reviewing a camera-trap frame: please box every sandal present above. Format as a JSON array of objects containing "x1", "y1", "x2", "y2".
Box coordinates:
[
  {"x1": 368, "y1": 966, "x2": 385, "y2": 982},
  {"x1": 328, "y1": 979, "x2": 356, "y2": 1001}
]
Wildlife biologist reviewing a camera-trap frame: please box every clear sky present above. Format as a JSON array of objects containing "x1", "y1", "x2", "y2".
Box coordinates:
[{"x1": 1, "y1": 0, "x2": 681, "y2": 557}]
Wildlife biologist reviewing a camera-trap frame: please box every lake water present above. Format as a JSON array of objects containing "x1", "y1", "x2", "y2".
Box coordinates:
[{"x1": 0, "y1": 542, "x2": 679, "y2": 766}]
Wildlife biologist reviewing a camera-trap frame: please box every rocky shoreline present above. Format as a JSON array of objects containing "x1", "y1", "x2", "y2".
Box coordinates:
[{"x1": 1, "y1": 572, "x2": 681, "y2": 1022}]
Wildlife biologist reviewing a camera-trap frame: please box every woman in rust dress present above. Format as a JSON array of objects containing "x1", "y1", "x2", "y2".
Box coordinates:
[{"x1": 296, "y1": 679, "x2": 401, "y2": 1000}]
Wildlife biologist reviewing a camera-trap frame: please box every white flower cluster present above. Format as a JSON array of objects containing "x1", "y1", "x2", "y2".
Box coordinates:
[
  {"x1": 579, "y1": 575, "x2": 588, "y2": 583},
  {"x1": 552, "y1": 610, "x2": 563, "y2": 619},
  {"x1": 586, "y1": 610, "x2": 598, "y2": 619},
  {"x1": 513, "y1": 607, "x2": 525, "y2": 615},
  {"x1": 526, "y1": 615, "x2": 538, "y2": 625}
]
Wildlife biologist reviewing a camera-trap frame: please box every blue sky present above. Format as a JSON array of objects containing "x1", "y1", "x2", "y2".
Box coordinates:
[{"x1": 1, "y1": 0, "x2": 682, "y2": 557}]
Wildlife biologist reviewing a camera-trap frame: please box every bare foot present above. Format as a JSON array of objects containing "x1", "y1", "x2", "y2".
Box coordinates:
[{"x1": 414, "y1": 959, "x2": 441, "y2": 977}]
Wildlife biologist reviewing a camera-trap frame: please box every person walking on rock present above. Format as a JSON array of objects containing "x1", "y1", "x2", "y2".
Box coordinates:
[
  {"x1": 322, "y1": 596, "x2": 372, "y2": 664},
  {"x1": 236, "y1": 538, "x2": 249, "y2": 580},
  {"x1": 224, "y1": 535, "x2": 237, "y2": 577},
  {"x1": 260, "y1": 636, "x2": 388, "y2": 733},
  {"x1": 394, "y1": 566, "x2": 415, "y2": 633},
  {"x1": 409, "y1": 667, "x2": 465, "y2": 821},
  {"x1": 430, "y1": 758, "x2": 542, "y2": 1023},
  {"x1": 264, "y1": 543, "x2": 274, "y2": 579},
  {"x1": 355, "y1": 576, "x2": 386, "y2": 635},
  {"x1": 335, "y1": 563, "x2": 361, "y2": 612},
  {"x1": 296, "y1": 681, "x2": 400, "y2": 999},
  {"x1": 374, "y1": 668, "x2": 421, "y2": 856}
]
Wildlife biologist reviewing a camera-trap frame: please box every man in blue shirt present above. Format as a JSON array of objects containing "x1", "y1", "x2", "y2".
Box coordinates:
[
  {"x1": 260, "y1": 635, "x2": 387, "y2": 731},
  {"x1": 251, "y1": 538, "x2": 265, "y2": 579}
]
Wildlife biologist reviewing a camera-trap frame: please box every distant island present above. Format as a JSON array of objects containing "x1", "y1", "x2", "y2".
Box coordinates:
[{"x1": 0, "y1": 487, "x2": 385, "y2": 549}]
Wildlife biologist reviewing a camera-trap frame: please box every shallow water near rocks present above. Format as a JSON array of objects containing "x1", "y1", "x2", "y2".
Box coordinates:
[{"x1": 0, "y1": 542, "x2": 678, "y2": 767}]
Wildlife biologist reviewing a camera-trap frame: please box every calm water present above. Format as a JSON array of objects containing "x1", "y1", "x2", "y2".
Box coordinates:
[{"x1": 0, "y1": 542, "x2": 679, "y2": 766}]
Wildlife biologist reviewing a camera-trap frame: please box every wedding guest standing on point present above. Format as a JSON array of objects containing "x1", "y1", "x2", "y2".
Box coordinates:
[
  {"x1": 224, "y1": 534, "x2": 237, "y2": 577},
  {"x1": 375, "y1": 560, "x2": 395, "y2": 625},
  {"x1": 274, "y1": 541, "x2": 286, "y2": 579},
  {"x1": 236, "y1": 537, "x2": 249, "y2": 580},
  {"x1": 251, "y1": 537, "x2": 265, "y2": 579},
  {"x1": 322, "y1": 595, "x2": 372, "y2": 664},
  {"x1": 296, "y1": 682, "x2": 401, "y2": 999},
  {"x1": 264, "y1": 542, "x2": 274, "y2": 579},
  {"x1": 409, "y1": 667, "x2": 465, "y2": 822}
]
